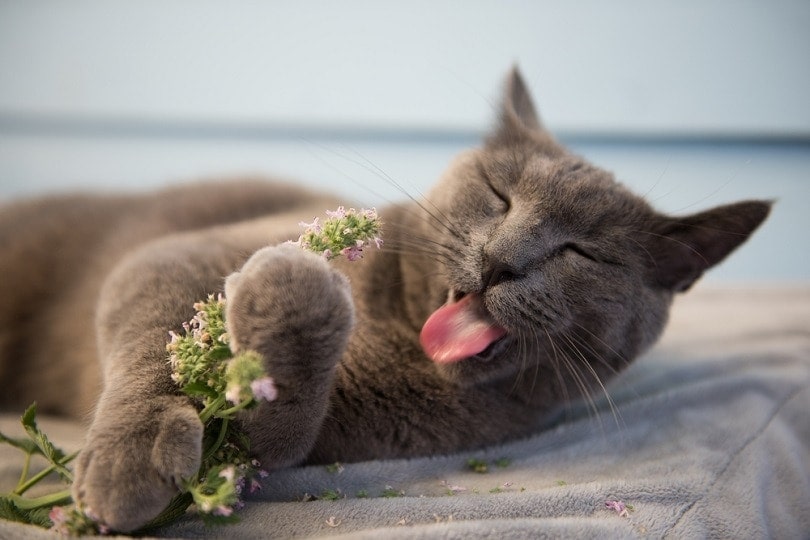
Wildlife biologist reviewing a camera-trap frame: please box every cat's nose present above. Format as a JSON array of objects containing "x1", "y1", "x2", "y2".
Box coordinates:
[{"x1": 483, "y1": 260, "x2": 524, "y2": 289}]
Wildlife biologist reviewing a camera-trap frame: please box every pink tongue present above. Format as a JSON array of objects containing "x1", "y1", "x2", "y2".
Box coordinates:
[{"x1": 420, "y1": 293, "x2": 507, "y2": 364}]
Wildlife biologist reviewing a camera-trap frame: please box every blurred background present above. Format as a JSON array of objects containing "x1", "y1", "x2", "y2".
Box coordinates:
[{"x1": 1, "y1": 0, "x2": 808, "y2": 282}]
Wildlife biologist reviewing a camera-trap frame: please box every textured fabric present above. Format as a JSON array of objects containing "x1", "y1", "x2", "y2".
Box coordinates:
[{"x1": 2, "y1": 285, "x2": 808, "y2": 539}]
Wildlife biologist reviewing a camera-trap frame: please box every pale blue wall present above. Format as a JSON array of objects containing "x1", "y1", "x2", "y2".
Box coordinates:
[
  {"x1": 0, "y1": 1, "x2": 808, "y2": 281},
  {"x1": 2, "y1": 1, "x2": 808, "y2": 134}
]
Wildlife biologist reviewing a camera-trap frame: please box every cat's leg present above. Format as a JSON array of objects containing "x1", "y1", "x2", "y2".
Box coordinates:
[
  {"x1": 72, "y1": 237, "x2": 233, "y2": 532},
  {"x1": 73, "y1": 238, "x2": 353, "y2": 532}
]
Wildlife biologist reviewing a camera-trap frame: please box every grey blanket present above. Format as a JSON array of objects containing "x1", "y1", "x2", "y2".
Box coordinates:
[{"x1": 2, "y1": 285, "x2": 809, "y2": 539}]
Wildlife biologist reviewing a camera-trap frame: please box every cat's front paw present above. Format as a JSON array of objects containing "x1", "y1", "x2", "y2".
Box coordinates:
[
  {"x1": 223, "y1": 245, "x2": 354, "y2": 466},
  {"x1": 224, "y1": 244, "x2": 355, "y2": 374},
  {"x1": 73, "y1": 397, "x2": 202, "y2": 532}
]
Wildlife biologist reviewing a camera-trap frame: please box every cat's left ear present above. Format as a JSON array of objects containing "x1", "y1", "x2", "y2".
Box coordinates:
[
  {"x1": 647, "y1": 200, "x2": 772, "y2": 292},
  {"x1": 488, "y1": 66, "x2": 564, "y2": 155}
]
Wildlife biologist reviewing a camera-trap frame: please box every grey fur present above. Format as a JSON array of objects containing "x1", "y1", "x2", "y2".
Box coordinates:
[{"x1": 0, "y1": 68, "x2": 770, "y2": 532}]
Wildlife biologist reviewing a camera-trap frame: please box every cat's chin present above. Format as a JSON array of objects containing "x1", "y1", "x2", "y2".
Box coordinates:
[
  {"x1": 433, "y1": 335, "x2": 521, "y2": 386},
  {"x1": 467, "y1": 335, "x2": 510, "y2": 363}
]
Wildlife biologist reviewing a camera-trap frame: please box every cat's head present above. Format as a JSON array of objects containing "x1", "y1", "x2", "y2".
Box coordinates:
[{"x1": 399, "y1": 67, "x2": 770, "y2": 396}]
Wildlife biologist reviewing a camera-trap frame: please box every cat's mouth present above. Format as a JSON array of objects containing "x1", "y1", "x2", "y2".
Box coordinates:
[
  {"x1": 419, "y1": 290, "x2": 508, "y2": 363},
  {"x1": 468, "y1": 334, "x2": 510, "y2": 362}
]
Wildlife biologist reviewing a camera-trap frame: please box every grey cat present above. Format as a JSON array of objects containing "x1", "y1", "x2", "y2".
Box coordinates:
[{"x1": 0, "y1": 68, "x2": 770, "y2": 532}]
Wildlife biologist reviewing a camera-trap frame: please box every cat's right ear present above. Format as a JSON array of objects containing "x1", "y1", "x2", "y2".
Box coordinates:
[
  {"x1": 488, "y1": 66, "x2": 564, "y2": 155},
  {"x1": 501, "y1": 66, "x2": 543, "y2": 133}
]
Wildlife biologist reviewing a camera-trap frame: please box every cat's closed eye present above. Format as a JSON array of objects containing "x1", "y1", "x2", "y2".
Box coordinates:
[
  {"x1": 488, "y1": 183, "x2": 510, "y2": 210},
  {"x1": 477, "y1": 181, "x2": 509, "y2": 217},
  {"x1": 561, "y1": 242, "x2": 597, "y2": 262}
]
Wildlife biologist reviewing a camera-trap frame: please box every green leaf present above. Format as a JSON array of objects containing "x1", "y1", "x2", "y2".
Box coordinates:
[
  {"x1": 20, "y1": 404, "x2": 72, "y2": 483},
  {"x1": 0, "y1": 430, "x2": 40, "y2": 456},
  {"x1": 381, "y1": 486, "x2": 403, "y2": 498},
  {"x1": 0, "y1": 496, "x2": 54, "y2": 528},
  {"x1": 182, "y1": 381, "x2": 218, "y2": 399},
  {"x1": 466, "y1": 458, "x2": 488, "y2": 473},
  {"x1": 320, "y1": 489, "x2": 342, "y2": 501},
  {"x1": 0, "y1": 496, "x2": 27, "y2": 523},
  {"x1": 207, "y1": 346, "x2": 233, "y2": 362},
  {"x1": 494, "y1": 457, "x2": 512, "y2": 468}
]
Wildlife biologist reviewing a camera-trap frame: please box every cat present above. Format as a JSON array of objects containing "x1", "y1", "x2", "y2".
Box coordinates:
[{"x1": 0, "y1": 68, "x2": 770, "y2": 532}]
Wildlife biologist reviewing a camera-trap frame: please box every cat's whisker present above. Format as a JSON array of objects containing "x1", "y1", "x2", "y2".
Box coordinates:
[
  {"x1": 630, "y1": 229, "x2": 711, "y2": 267},
  {"x1": 384, "y1": 200, "x2": 463, "y2": 242},
  {"x1": 508, "y1": 331, "x2": 531, "y2": 397},
  {"x1": 381, "y1": 247, "x2": 452, "y2": 269},
  {"x1": 540, "y1": 328, "x2": 572, "y2": 407},
  {"x1": 342, "y1": 147, "x2": 464, "y2": 241},
  {"x1": 567, "y1": 323, "x2": 630, "y2": 374},
  {"x1": 360, "y1": 269, "x2": 446, "y2": 297},
  {"x1": 301, "y1": 139, "x2": 464, "y2": 243},
  {"x1": 554, "y1": 340, "x2": 601, "y2": 426},
  {"x1": 523, "y1": 329, "x2": 545, "y2": 400},
  {"x1": 620, "y1": 232, "x2": 658, "y2": 267},
  {"x1": 379, "y1": 230, "x2": 456, "y2": 260},
  {"x1": 559, "y1": 334, "x2": 624, "y2": 433},
  {"x1": 299, "y1": 139, "x2": 404, "y2": 209}
]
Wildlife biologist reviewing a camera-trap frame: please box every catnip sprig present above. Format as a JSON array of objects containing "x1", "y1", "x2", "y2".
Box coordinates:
[
  {"x1": 290, "y1": 206, "x2": 383, "y2": 260},
  {"x1": 167, "y1": 294, "x2": 277, "y2": 416},
  {"x1": 162, "y1": 294, "x2": 276, "y2": 524}
]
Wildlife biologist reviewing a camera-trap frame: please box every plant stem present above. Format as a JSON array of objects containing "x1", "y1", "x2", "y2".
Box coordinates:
[
  {"x1": 8, "y1": 489, "x2": 72, "y2": 510},
  {"x1": 198, "y1": 395, "x2": 226, "y2": 424},
  {"x1": 17, "y1": 452, "x2": 32, "y2": 492},
  {"x1": 14, "y1": 451, "x2": 79, "y2": 496},
  {"x1": 216, "y1": 399, "x2": 254, "y2": 418},
  {"x1": 202, "y1": 418, "x2": 229, "y2": 463}
]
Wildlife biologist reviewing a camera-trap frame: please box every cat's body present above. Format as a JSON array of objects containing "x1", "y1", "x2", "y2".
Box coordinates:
[{"x1": 0, "y1": 69, "x2": 770, "y2": 532}]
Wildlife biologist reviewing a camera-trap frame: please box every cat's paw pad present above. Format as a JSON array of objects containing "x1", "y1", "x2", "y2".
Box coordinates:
[
  {"x1": 73, "y1": 399, "x2": 202, "y2": 532},
  {"x1": 224, "y1": 244, "x2": 354, "y2": 362}
]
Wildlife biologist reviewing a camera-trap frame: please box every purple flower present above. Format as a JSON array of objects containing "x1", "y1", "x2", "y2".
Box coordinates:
[
  {"x1": 213, "y1": 505, "x2": 233, "y2": 517},
  {"x1": 250, "y1": 377, "x2": 278, "y2": 402},
  {"x1": 341, "y1": 245, "x2": 363, "y2": 261},
  {"x1": 605, "y1": 499, "x2": 630, "y2": 518},
  {"x1": 235, "y1": 476, "x2": 246, "y2": 495},
  {"x1": 299, "y1": 217, "x2": 322, "y2": 233},
  {"x1": 49, "y1": 506, "x2": 68, "y2": 532},
  {"x1": 326, "y1": 206, "x2": 346, "y2": 218}
]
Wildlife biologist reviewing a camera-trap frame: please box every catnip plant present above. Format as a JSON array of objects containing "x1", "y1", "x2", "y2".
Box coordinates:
[{"x1": 0, "y1": 207, "x2": 381, "y2": 535}]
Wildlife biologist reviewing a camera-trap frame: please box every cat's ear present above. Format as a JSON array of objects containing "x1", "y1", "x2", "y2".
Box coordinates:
[
  {"x1": 501, "y1": 66, "x2": 543, "y2": 132},
  {"x1": 488, "y1": 66, "x2": 563, "y2": 154},
  {"x1": 647, "y1": 200, "x2": 772, "y2": 292}
]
